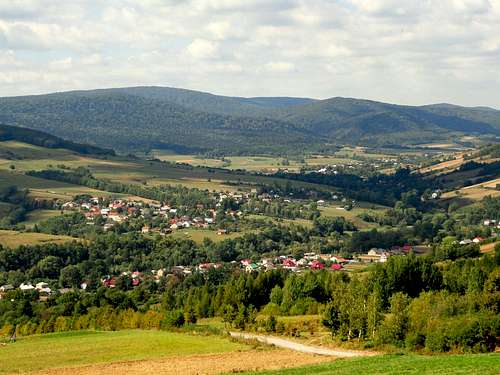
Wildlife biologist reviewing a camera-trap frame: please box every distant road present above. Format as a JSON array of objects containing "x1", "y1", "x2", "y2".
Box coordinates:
[{"x1": 229, "y1": 332, "x2": 375, "y2": 357}]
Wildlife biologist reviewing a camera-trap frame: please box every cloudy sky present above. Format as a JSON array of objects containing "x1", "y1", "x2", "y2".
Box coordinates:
[{"x1": 0, "y1": 0, "x2": 499, "y2": 107}]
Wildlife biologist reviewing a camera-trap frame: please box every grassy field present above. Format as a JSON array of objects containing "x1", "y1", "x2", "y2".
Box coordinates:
[
  {"x1": 152, "y1": 147, "x2": 403, "y2": 174},
  {"x1": 247, "y1": 353, "x2": 500, "y2": 375},
  {"x1": 319, "y1": 204, "x2": 386, "y2": 230},
  {"x1": 153, "y1": 152, "x2": 304, "y2": 172},
  {"x1": 0, "y1": 141, "x2": 339, "y2": 194},
  {"x1": 0, "y1": 230, "x2": 76, "y2": 248},
  {"x1": 168, "y1": 228, "x2": 252, "y2": 244},
  {"x1": 19, "y1": 209, "x2": 65, "y2": 228},
  {"x1": 0, "y1": 330, "x2": 249, "y2": 374},
  {"x1": 247, "y1": 214, "x2": 314, "y2": 229},
  {"x1": 0, "y1": 169, "x2": 119, "y2": 200}
]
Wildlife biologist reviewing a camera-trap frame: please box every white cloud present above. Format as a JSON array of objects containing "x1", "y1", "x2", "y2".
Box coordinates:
[
  {"x1": 186, "y1": 38, "x2": 218, "y2": 59},
  {"x1": 264, "y1": 61, "x2": 295, "y2": 73},
  {"x1": 0, "y1": 1, "x2": 498, "y2": 108},
  {"x1": 206, "y1": 21, "x2": 232, "y2": 40}
]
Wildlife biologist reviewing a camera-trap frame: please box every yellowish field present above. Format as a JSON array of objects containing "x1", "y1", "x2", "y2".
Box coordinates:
[
  {"x1": 441, "y1": 178, "x2": 500, "y2": 201},
  {"x1": 0, "y1": 230, "x2": 77, "y2": 248},
  {"x1": 419, "y1": 155, "x2": 465, "y2": 174},
  {"x1": 415, "y1": 143, "x2": 461, "y2": 149}
]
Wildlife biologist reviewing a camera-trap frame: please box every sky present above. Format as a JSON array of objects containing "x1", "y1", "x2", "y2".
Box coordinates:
[{"x1": 0, "y1": 0, "x2": 499, "y2": 108}]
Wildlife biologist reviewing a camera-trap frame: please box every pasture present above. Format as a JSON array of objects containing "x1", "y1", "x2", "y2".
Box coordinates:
[
  {"x1": 0, "y1": 230, "x2": 76, "y2": 248},
  {"x1": 247, "y1": 353, "x2": 500, "y2": 375}
]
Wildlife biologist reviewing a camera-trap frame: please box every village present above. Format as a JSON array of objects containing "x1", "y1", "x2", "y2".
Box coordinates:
[
  {"x1": 60, "y1": 190, "x2": 253, "y2": 234},
  {"x1": 0, "y1": 243, "x2": 427, "y2": 301},
  {"x1": 4, "y1": 184, "x2": 498, "y2": 302}
]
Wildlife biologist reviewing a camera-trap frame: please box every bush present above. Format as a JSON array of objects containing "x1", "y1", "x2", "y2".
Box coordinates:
[
  {"x1": 163, "y1": 309, "x2": 185, "y2": 328},
  {"x1": 264, "y1": 315, "x2": 277, "y2": 333}
]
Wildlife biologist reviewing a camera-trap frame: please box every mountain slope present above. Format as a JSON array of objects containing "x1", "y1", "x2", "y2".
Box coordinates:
[
  {"x1": 0, "y1": 92, "x2": 318, "y2": 154},
  {"x1": 0, "y1": 87, "x2": 499, "y2": 154},
  {"x1": 274, "y1": 97, "x2": 500, "y2": 144}
]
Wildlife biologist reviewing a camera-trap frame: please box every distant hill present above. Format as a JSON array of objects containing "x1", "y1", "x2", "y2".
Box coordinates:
[
  {"x1": 0, "y1": 87, "x2": 499, "y2": 154},
  {"x1": 0, "y1": 123, "x2": 114, "y2": 156}
]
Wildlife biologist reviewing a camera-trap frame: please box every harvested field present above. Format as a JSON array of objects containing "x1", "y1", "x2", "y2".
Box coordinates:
[{"x1": 30, "y1": 349, "x2": 332, "y2": 375}]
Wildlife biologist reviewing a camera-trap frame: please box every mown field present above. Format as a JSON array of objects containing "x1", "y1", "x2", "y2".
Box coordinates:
[
  {"x1": 247, "y1": 353, "x2": 500, "y2": 375},
  {"x1": 0, "y1": 330, "x2": 330, "y2": 374},
  {"x1": 0, "y1": 230, "x2": 77, "y2": 248}
]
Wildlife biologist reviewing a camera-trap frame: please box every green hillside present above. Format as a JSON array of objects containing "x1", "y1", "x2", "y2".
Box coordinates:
[
  {"x1": 0, "y1": 123, "x2": 113, "y2": 156},
  {"x1": 0, "y1": 87, "x2": 499, "y2": 154}
]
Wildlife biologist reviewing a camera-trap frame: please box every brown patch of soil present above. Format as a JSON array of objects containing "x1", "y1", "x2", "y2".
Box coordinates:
[{"x1": 29, "y1": 349, "x2": 334, "y2": 375}]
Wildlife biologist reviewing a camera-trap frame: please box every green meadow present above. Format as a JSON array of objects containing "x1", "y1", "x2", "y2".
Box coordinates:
[
  {"x1": 247, "y1": 353, "x2": 500, "y2": 375},
  {"x1": 0, "y1": 330, "x2": 248, "y2": 374}
]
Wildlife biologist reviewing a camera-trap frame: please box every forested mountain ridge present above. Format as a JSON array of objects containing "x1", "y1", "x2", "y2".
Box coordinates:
[
  {"x1": 0, "y1": 86, "x2": 499, "y2": 154},
  {"x1": 0, "y1": 92, "x2": 318, "y2": 154}
]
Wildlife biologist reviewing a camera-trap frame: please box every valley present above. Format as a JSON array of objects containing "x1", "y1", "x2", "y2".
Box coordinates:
[{"x1": 0, "y1": 107, "x2": 499, "y2": 375}]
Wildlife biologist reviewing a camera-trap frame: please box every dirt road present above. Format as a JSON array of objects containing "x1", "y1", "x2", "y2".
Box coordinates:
[{"x1": 229, "y1": 332, "x2": 375, "y2": 357}]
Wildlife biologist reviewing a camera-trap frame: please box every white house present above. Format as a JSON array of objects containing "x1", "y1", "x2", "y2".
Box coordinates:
[{"x1": 20, "y1": 283, "x2": 35, "y2": 291}]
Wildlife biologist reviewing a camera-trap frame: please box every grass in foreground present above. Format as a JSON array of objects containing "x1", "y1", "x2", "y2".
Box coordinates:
[
  {"x1": 0, "y1": 330, "x2": 249, "y2": 374},
  {"x1": 245, "y1": 353, "x2": 500, "y2": 375}
]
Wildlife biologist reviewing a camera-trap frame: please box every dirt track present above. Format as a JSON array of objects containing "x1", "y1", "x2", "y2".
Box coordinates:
[
  {"x1": 230, "y1": 332, "x2": 374, "y2": 358},
  {"x1": 27, "y1": 349, "x2": 333, "y2": 375}
]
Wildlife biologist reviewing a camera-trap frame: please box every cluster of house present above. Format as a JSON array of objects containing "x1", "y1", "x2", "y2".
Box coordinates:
[
  {"x1": 238, "y1": 253, "x2": 350, "y2": 273},
  {"x1": 356, "y1": 245, "x2": 416, "y2": 263},
  {"x1": 0, "y1": 282, "x2": 67, "y2": 301},
  {"x1": 62, "y1": 197, "x2": 224, "y2": 233},
  {"x1": 459, "y1": 237, "x2": 487, "y2": 245},
  {"x1": 312, "y1": 157, "x2": 401, "y2": 175}
]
